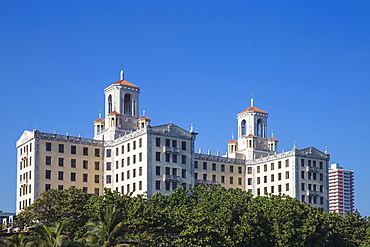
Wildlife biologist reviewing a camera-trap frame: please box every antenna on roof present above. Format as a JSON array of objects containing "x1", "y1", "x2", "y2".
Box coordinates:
[
  {"x1": 99, "y1": 113, "x2": 102, "y2": 119},
  {"x1": 231, "y1": 132, "x2": 234, "y2": 140},
  {"x1": 120, "y1": 62, "x2": 124, "y2": 80},
  {"x1": 250, "y1": 92, "x2": 254, "y2": 107}
]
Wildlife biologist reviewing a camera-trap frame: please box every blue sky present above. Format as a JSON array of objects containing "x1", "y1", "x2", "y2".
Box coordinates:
[{"x1": 1, "y1": 1, "x2": 370, "y2": 215}]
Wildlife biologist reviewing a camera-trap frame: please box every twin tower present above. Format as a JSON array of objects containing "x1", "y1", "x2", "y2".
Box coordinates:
[{"x1": 93, "y1": 71, "x2": 277, "y2": 160}]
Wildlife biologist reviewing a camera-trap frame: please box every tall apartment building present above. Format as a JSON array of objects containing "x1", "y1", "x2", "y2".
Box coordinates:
[
  {"x1": 16, "y1": 71, "x2": 330, "y2": 213},
  {"x1": 328, "y1": 163, "x2": 354, "y2": 216}
]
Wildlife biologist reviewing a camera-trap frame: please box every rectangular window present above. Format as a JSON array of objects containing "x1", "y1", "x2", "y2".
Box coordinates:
[
  {"x1": 127, "y1": 157, "x2": 130, "y2": 166},
  {"x1": 194, "y1": 173, "x2": 198, "y2": 179},
  {"x1": 212, "y1": 163, "x2": 216, "y2": 171},
  {"x1": 95, "y1": 175, "x2": 99, "y2": 183},
  {"x1": 301, "y1": 171, "x2": 305, "y2": 179},
  {"x1": 320, "y1": 185, "x2": 323, "y2": 193},
  {"x1": 172, "y1": 182, "x2": 177, "y2": 190},
  {"x1": 116, "y1": 174, "x2": 119, "y2": 183},
  {"x1": 46, "y1": 156, "x2": 51, "y2": 166},
  {"x1": 264, "y1": 176, "x2": 267, "y2": 183},
  {"x1": 165, "y1": 139, "x2": 170, "y2": 147},
  {"x1": 127, "y1": 184, "x2": 130, "y2": 193},
  {"x1": 133, "y1": 155, "x2": 136, "y2": 164},
  {"x1": 133, "y1": 169, "x2": 136, "y2": 178},
  {"x1": 264, "y1": 187, "x2": 267, "y2": 194},
  {"x1": 203, "y1": 162, "x2": 207, "y2": 170},
  {"x1": 58, "y1": 185, "x2": 63, "y2": 190},
  {"x1": 106, "y1": 162, "x2": 111, "y2": 170},
  {"x1": 212, "y1": 174, "x2": 216, "y2": 181},
  {"x1": 127, "y1": 170, "x2": 130, "y2": 179},
  {"x1": 165, "y1": 167, "x2": 170, "y2": 175},
  {"x1": 71, "y1": 172, "x2": 76, "y2": 181},
  {"x1": 83, "y1": 147, "x2": 88, "y2": 156},
  {"x1": 172, "y1": 168, "x2": 177, "y2": 176},
  {"x1": 181, "y1": 169, "x2": 186, "y2": 178},
  {"x1": 172, "y1": 154, "x2": 177, "y2": 163},
  {"x1": 156, "y1": 180, "x2": 161, "y2": 190},
  {"x1": 264, "y1": 164, "x2": 267, "y2": 172},
  {"x1": 182, "y1": 141, "x2": 186, "y2": 150},
  {"x1": 320, "y1": 173, "x2": 323, "y2": 181},
  {"x1": 83, "y1": 160, "x2": 88, "y2": 169},
  {"x1": 82, "y1": 187, "x2": 88, "y2": 193},
  {"x1": 165, "y1": 181, "x2": 170, "y2": 190},
  {"x1": 285, "y1": 159, "x2": 289, "y2": 167},
  {"x1": 238, "y1": 166, "x2": 242, "y2": 174},
  {"x1": 95, "y1": 162, "x2": 99, "y2": 170},
  {"x1": 46, "y1": 142, "x2": 51, "y2": 151},
  {"x1": 71, "y1": 145, "x2": 76, "y2": 154},
  {"x1": 238, "y1": 178, "x2": 242, "y2": 185},
  {"x1": 139, "y1": 152, "x2": 142, "y2": 162},
  {"x1": 230, "y1": 165, "x2": 234, "y2": 173},
  {"x1": 247, "y1": 167, "x2": 252, "y2": 174},
  {"x1": 313, "y1": 160, "x2": 316, "y2": 167},
  {"x1": 107, "y1": 149, "x2": 111, "y2": 157},
  {"x1": 271, "y1": 186, "x2": 274, "y2": 193},
  {"x1": 156, "y1": 138, "x2": 161, "y2": 147},
  {"x1": 301, "y1": 183, "x2": 305, "y2": 191},
  {"x1": 121, "y1": 172, "x2": 124, "y2": 181},
  {"x1": 230, "y1": 177, "x2": 234, "y2": 184},
  {"x1": 156, "y1": 152, "x2": 161, "y2": 161},
  {"x1": 257, "y1": 177, "x2": 260, "y2": 184},
  {"x1": 165, "y1": 153, "x2": 170, "y2": 162},
  {"x1": 182, "y1": 155, "x2": 186, "y2": 165},
  {"x1": 203, "y1": 174, "x2": 207, "y2": 180},
  {"x1": 139, "y1": 181, "x2": 142, "y2": 190},
  {"x1": 278, "y1": 185, "x2": 282, "y2": 192},
  {"x1": 308, "y1": 172, "x2": 312, "y2": 180},
  {"x1": 194, "y1": 161, "x2": 198, "y2": 169},
  {"x1": 221, "y1": 164, "x2": 225, "y2": 172},
  {"x1": 133, "y1": 141, "x2": 136, "y2": 150},
  {"x1": 248, "y1": 178, "x2": 252, "y2": 185},
  {"x1": 278, "y1": 161, "x2": 282, "y2": 169},
  {"x1": 308, "y1": 160, "x2": 311, "y2": 166},
  {"x1": 271, "y1": 174, "x2": 274, "y2": 182},
  {"x1": 172, "y1": 140, "x2": 177, "y2": 148},
  {"x1": 59, "y1": 144, "x2": 64, "y2": 153},
  {"x1": 121, "y1": 145, "x2": 124, "y2": 154},
  {"x1": 221, "y1": 176, "x2": 225, "y2": 183},
  {"x1": 121, "y1": 159, "x2": 124, "y2": 167},
  {"x1": 286, "y1": 171, "x2": 289, "y2": 179},
  {"x1": 308, "y1": 184, "x2": 312, "y2": 190},
  {"x1": 139, "y1": 138, "x2": 142, "y2": 148},
  {"x1": 286, "y1": 183, "x2": 289, "y2": 191},
  {"x1": 127, "y1": 143, "x2": 130, "y2": 152},
  {"x1": 139, "y1": 167, "x2": 142, "y2": 176},
  {"x1": 95, "y1": 148, "x2": 100, "y2": 157},
  {"x1": 156, "y1": 166, "x2": 161, "y2": 175},
  {"x1": 58, "y1": 158, "x2": 64, "y2": 167},
  {"x1": 83, "y1": 174, "x2": 88, "y2": 182},
  {"x1": 106, "y1": 175, "x2": 111, "y2": 184},
  {"x1": 320, "y1": 161, "x2": 323, "y2": 169},
  {"x1": 313, "y1": 173, "x2": 317, "y2": 180},
  {"x1": 301, "y1": 159, "x2": 305, "y2": 167},
  {"x1": 46, "y1": 170, "x2": 51, "y2": 179},
  {"x1": 58, "y1": 171, "x2": 64, "y2": 180},
  {"x1": 257, "y1": 166, "x2": 260, "y2": 173},
  {"x1": 320, "y1": 197, "x2": 324, "y2": 205},
  {"x1": 94, "y1": 188, "x2": 99, "y2": 196},
  {"x1": 278, "y1": 173, "x2": 282, "y2": 181},
  {"x1": 301, "y1": 195, "x2": 305, "y2": 202},
  {"x1": 45, "y1": 184, "x2": 51, "y2": 191},
  {"x1": 313, "y1": 196, "x2": 317, "y2": 204}
]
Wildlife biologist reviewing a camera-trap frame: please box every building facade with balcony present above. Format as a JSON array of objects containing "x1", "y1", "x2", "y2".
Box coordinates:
[
  {"x1": 328, "y1": 163, "x2": 354, "y2": 216},
  {"x1": 16, "y1": 71, "x2": 330, "y2": 213}
]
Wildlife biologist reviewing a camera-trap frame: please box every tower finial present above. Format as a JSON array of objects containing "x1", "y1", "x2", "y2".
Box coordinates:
[
  {"x1": 120, "y1": 62, "x2": 124, "y2": 80},
  {"x1": 250, "y1": 92, "x2": 254, "y2": 107},
  {"x1": 99, "y1": 113, "x2": 102, "y2": 118},
  {"x1": 143, "y1": 110, "x2": 146, "y2": 116},
  {"x1": 190, "y1": 123, "x2": 194, "y2": 133},
  {"x1": 293, "y1": 141, "x2": 297, "y2": 149},
  {"x1": 231, "y1": 132, "x2": 234, "y2": 140},
  {"x1": 325, "y1": 146, "x2": 328, "y2": 154}
]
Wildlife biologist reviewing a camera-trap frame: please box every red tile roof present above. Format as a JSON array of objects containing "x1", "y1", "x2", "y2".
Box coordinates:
[
  {"x1": 94, "y1": 118, "x2": 105, "y2": 122},
  {"x1": 228, "y1": 139, "x2": 237, "y2": 143},
  {"x1": 109, "y1": 111, "x2": 120, "y2": 115},
  {"x1": 139, "y1": 116, "x2": 150, "y2": 120},
  {"x1": 246, "y1": 134, "x2": 256, "y2": 137},
  {"x1": 238, "y1": 106, "x2": 267, "y2": 114},
  {"x1": 113, "y1": 80, "x2": 139, "y2": 88},
  {"x1": 268, "y1": 137, "x2": 278, "y2": 141}
]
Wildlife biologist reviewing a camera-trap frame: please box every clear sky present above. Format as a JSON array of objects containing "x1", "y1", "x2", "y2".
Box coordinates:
[{"x1": 1, "y1": 1, "x2": 370, "y2": 215}]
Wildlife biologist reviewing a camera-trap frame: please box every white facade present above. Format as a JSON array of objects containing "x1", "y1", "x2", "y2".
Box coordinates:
[{"x1": 16, "y1": 71, "x2": 330, "y2": 213}]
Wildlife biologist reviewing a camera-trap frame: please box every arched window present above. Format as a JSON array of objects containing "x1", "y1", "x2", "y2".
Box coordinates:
[
  {"x1": 241, "y1": 120, "x2": 247, "y2": 136},
  {"x1": 257, "y1": 119, "x2": 263, "y2": 137},
  {"x1": 108, "y1": 95, "x2": 112, "y2": 113},
  {"x1": 124, "y1": 94, "x2": 132, "y2": 115}
]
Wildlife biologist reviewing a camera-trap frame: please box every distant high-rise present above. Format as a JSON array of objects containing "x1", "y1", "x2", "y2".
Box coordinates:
[{"x1": 328, "y1": 163, "x2": 354, "y2": 216}]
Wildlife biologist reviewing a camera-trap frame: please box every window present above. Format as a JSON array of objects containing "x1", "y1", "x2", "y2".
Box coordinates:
[
  {"x1": 195, "y1": 161, "x2": 198, "y2": 169},
  {"x1": 127, "y1": 170, "x2": 130, "y2": 179},
  {"x1": 257, "y1": 166, "x2": 260, "y2": 173},
  {"x1": 257, "y1": 177, "x2": 260, "y2": 184},
  {"x1": 264, "y1": 164, "x2": 267, "y2": 172},
  {"x1": 59, "y1": 144, "x2": 64, "y2": 153},
  {"x1": 46, "y1": 156, "x2": 51, "y2": 166},
  {"x1": 133, "y1": 169, "x2": 136, "y2": 178},
  {"x1": 247, "y1": 167, "x2": 252, "y2": 174},
  {"x1": 95, "y1": 149, "x2": 100, "y2": 157},
  {"x1": 83, "y1": 187, "x2": 88, "y2": 193},
  {"x1": 121, "y1": 172, "x2": 124, "y2": 181},
  {"x1": 320, "y1": 185, "x2": 323, "y2": 193},
  {"x1": 230, "y1": 165, "x2": 234, "y2": 173},
  {"x1": 320, "y1": 197, "x2": 324, "y2": 205},
  {"x1": 230, "y1": 177, "x2": 234, "y2": 184},
  {"x1": 139, "y1": 152, "x2": 142, "y2": 162},
  {"x1": 46, "y1": 143, "x2": 51, "y2": 151},
  {"x1": 203, "y1": 174, "x2": 207, "y2": 180},
  {"x1": 139, "y1": 167, "x2": 142, "y2": 176},
  {"x1": 133, "y1": 141, "x2": 136, "y2": 150},
  {"x1": 116, "y1": 174, "x2": 119, "y2": 183},
  {"x1": 194, "y1": 173, "x2": 198, "y2": 179},
  {"x1": 95, "y1": 162, "x2": 99, "y2": 170},
  {"x1": 308, "y1": 184, "x2": 312, "y2": 190},
  {"x1": 182, "y1": 141, "x2": 186, "y2": 150},
  {"x1": 219, "y1": 164, "x2": 225, "y2": 172},
  {"x1": 182, "y1": 155, "x2": 187, "y2": 165},
  {"x1": 313, "y1": 196, "x2": 317, "y2": 204},
  {"x1": 45, "y1": 184, "x2": 51, "y2": 191},
  {"x1": 278, "y1": 185, "x2": 282, "y2": 193},
  {"x1": 165, "y1": 167, "x2": 170, "y2": 175},
  {"x1": 165, "y1": 181, "x2": 170, "y2": 190},
  {"x1": 203, "y1": 162, "x2": 207, "y2": 170},
  {"x1": 94, "y1": 188, "x2": 99, "y2": 196},
  {"x1": 172, "y1": 140, "x2": 177, "y2": 148},
  {"x1": 83, "y1": 147, "x2": 88, "y2": 156},
  {"x1": 156, "y1": 166, "x2": 161, "y2": 175},
  {"x1": 71, "y1": 172, "x2": 76, "y2": 181},
  {"x1": 58, "y1": 171, "x2": 64, "y2": 180},
  {"x1": 301, "y1": 171, "x2": 304, "y2": 179},
  {"x1": 238, "y1": 166, "x2": 242, "y2": 174},
  {"x1": 172, "y1": 168, "x2": 177, "y2": 176},
  {"x1": 83, "y1": 174, "x2": 88, "y2": 182},
  {"x1": 106, "y1": 162, "x2": 111, "y2": 170},
  {"x1": 271, "y1": 174, "x2": 274, "y2": 182},
  {"x1": 156, "y1": 180, "x2": 161, "y2": 190},
  {"x1": 238, "y1": 178, "x2": 242, "y2": 185},
  {"x1": 156, "y1": 152, "x2": 161, "y2": 161},
  {"x1": 271, "y1": 186, "x2": 274, "y2": 193},
  {"x1": 308, "y1": 160, "x2": 311, "y2": 166},
  {"x1": 46, "y1": 170, "x2": 51, "y2": 179},
  {"x1": 313, "y1": 160, "x2": 316, "y2": 167},
  {"x1": 121, "y1": 159, "x2": 124, "y2": 167},
  {"x1": 95, "y1": 175, "x2": 99, "y2": 183},
  {"x1": 139, "y1": 138, "x2": 142, "y2": 148},
  {"x1": 212, "y1": 174, "x2": 216, "y2": 181},
  {"x1": 278, "y1": 173, "x2": 282, "y2": 181},
  {"x1": 181, "y1": 169, "x2": 187, "y2": 178},
  {"x1": 286, "y1": 171, "x2": 289, "y2": 179},
  {"x1": 301, "y1": 183, "x2": 305, "y2": 191},
  {"x1": 264, "y1": 187, "x2": 268, "y2": 194},
  {"x1": 285, "y1": 159, "x2": 289, "y2": 167},
  {"x1": 107, "y1": 149, "x2": 111, "y2": 157},
  {"x1": 320, "y1": 161, "x2": 323, "y2": 169},
  {"x1": 286, "y1": 183, "x2": 289, "y2": 191},
  {"x1": 106, "y1": 175, "x2": 111, "y2": 184},
  {"x1": 71, "y1": 145, "x2": 76, "y2": 154},
  {"x1": 221, "y1": 176, "x2": 225, "y2": 183},
  {"x1": 172, "y1": 154, "x2": 177, "y2": 163},
  {"x1": 127, "y1": 157, "x2": 130, "y2": 166},
  {"x1": 127, "y1": 184, "x2": 130, "y2": 193},
  {"x1": 271, "y1": 163, "x2": 274, "y2": 170},
  {"x1": 83, "y1": 160, "x2": 88, "y2": 169},
  {"x1": 301, "y1": 159, "x2": 305, "y2": 167},
  {"x1": 121, "y1": 145, "x2": 124, "y2": 154},
  {"x1": 127, "y1": 143, "x2": 130, "y2": 152},
  {"x1": 257, "y1": 188, "x2": 260, "y2": 195},
  {"x1": 139, "y1": 181, "x2": 142, "y2": 190},
  {"x1": 133, "y1": 155, "x2": 136, "y2": 164},
  {"x1": 320, "y1": 173, "x2": 323, "y2": 181},
  {"x1": 58, "y1": 158, "x2": 64, "y2": 167},
  {"x1": 165, "y1": 139, "x2": 170, "y2": 147},
  {"x1": 165, "y1": 153, "x2": 170, "y2": 162},
  {"x1": 248, "y1": 178, "x2": 252, "y2": 185},
  {"x1": 264, "y1": 176, "x2": 267, "y2": 183},
  {"x1": 156, "y1": 138, "x2": 161, "y2": 147},
  {"x1": 313, "y1": 173, "x2": 317, "y2": 180},
  {"x1": 308, "y1": 172, "x2": 312, "y2": 180},
  {"x1": 58, "y1": 185, "x2": 63, "y2": 190},
  {"x1": 301, "y1": 195, "x2": 305, "y2": 202}
]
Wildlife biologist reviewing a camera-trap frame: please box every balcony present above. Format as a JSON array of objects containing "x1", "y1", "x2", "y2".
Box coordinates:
[
  {"x1": 195, "y1": 179, "x2": 219, "y2": 185},
  {"x1": 307, "y1": 190, "x2": 320, "y2": 196},
  {"x1": 163, "y1": 146, "x2": 181, "y2": 154},
  {"x1": 307, "y1": 166, "x2": 319, "y2": 172},
  {"x1": 162, "y1": 174, "x2": 180, "y2": 182}
]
